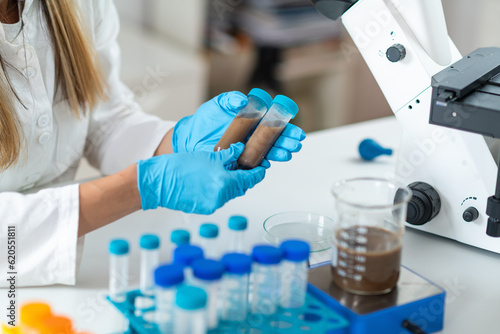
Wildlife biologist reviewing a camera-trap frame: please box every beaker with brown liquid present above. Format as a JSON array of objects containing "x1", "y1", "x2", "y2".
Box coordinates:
[{"x1": 330, "y1": 178, "x2": 411, "y2": 295}]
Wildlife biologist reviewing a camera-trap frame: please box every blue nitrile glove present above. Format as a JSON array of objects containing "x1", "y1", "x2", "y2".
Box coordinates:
[
  {"x1": 266, "y1": 123, "x2": 306, "y2": 162},
  {"x1": 172, "y1": 91, "x2": 307, "y2": 165},
  {"x1": 172, "y1": 91, "x2": 248, "y2": 153},
  {"x1": 137, "y1": 143, "x2": 265, "y2": 214}
]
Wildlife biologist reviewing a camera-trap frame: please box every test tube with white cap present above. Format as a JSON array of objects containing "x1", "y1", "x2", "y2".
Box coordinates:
[
  {"x1": 228, "y1": 216, "x2": 248, "y2": 253},
  {"x1": 220, "y1": 253, "x2": 252, "y2": 321},
  {"x1": 108, "y1": 239, "x2": 129, "y2": 302},
  {"x1": 279, "y1": 240, "x2": 310, "y2": 309},
  {"x1": 173, "y1": 245, "x2": 204, "y2": 284},
  {"x1": 139, "y1": 234, "x2": 160, "y2": 296},
  {"x1": 171, "y1": 229, "x2": 190, "y2": 247},
  {"x1": 174, "y1": 286, "x2": 208, "y2": 334},
  {"x1": 199, "y1": 223, "x2": 219, "y2": 258},
  {"x1": 155, "y1": 263, "x2": 185, "y2": 334},
  {"x1": 250, "y1": 245, "x2": 283, "y2": 315},
  {"x1": 192, "y1": 259, "x2": 225, "y2": 329}
]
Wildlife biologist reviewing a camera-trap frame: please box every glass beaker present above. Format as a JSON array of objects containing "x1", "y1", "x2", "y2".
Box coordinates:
[{"x1": 330, "y1": 178, "x2": 411, "y2": 295}]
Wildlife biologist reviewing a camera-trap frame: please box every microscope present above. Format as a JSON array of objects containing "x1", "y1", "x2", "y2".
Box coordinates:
[{"x1": 312, "y1": 0, "x2": 500, "y2": 253}]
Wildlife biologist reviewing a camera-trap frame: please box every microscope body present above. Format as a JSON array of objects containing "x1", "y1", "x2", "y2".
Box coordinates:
[{"x1": 336, "y1": 0, "x2": 500, "y2": 252}]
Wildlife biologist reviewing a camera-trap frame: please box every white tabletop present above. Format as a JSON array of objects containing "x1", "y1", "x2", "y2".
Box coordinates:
[{"x1": 5, "y1": 116, "x2": 500, "y2": 333}]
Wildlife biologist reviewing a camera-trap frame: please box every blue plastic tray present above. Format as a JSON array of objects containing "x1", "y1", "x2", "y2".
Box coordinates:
[{"x1": 107, "y1": 288, "x2": 350, "y2": 334}]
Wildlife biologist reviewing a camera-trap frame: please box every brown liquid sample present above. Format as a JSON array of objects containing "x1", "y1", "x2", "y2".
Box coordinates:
[
  {"x1": 215, "y1": 113, "x2": 263, "y2": 151},
  {"x1": 237, "y1": 120, "x2": 286, "y2": 169},
  {"x1": 331, "y1": 226, "x2": 401, "y2": 295}
]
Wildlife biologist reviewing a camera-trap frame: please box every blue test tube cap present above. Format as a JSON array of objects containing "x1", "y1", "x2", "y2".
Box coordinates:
[
  {"x1": 171, "y1": 229, "x2": 190, "y2": 246},
  {"x1": 192, "y1": 259, "x2": 225, "y2": 281},
  {"x1": 154, "y1": 263, "x2": 184, "y2": 288},
  {"x1": 173, "y1": 245, "x2": 204, "y2": 267},
  {"x1": 280, "y1": 240, "x2": 310, "y2": 262},
  {"x1": 358, "y1": 138, "x2": 393, "y2": 161},
  {"x1": 228, "y1": 216, "x2": 248, "y2": 231},
  {"x1": 139, "y1": 234, "x2": 160, "y2": 250},
  {"x1": 109, "y1": 239, "x2": 129, "y2": 255},
  {"x1": 273, "y1": 95, "x2": 299, "y2": 119},
  {"x1": 251, "y1": 245, "x2": 283, "y2": 265},
  {"x1": 248, "y1": 88, "x2": 273, "y2": 109},
  {"x1": 176, "y1": 285, "x2": 207, "y2": 310},
  {"x1": 221, "y1": 253, "x2": 252, "y2": 274},
  {"x1": 199, "y1": 223, "x2": 219, "y2": 239}
]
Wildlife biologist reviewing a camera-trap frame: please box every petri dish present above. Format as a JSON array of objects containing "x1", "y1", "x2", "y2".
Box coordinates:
[{"x1": 263, "y1": 212, "x2": 335, "y2": 252}]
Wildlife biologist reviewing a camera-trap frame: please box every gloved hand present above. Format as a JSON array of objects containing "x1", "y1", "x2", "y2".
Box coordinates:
[
  {"x1": 137, "y1": 143, "x2": 265, "y2": 214},
  {"x1": 172, "y1": 91, "x2": 307, "y2": 166},
  {"x1": 172, "y1": 91, "x2": 248, "y2": 153}
]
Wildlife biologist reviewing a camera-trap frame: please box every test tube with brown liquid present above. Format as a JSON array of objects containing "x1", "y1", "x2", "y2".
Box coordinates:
[
  {"x1": 237, "y1": 95, "x2": 299, "y2": 169},
  {"x1": 214, "y1": 88, "x2": 273, "y2": 152}
]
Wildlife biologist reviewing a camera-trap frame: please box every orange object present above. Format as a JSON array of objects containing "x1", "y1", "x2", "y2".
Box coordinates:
[
  {"x1": 39, "y1": 315, "x2": 73, "y2": 334},
  {"x1": 1, "y1": 324, "x2": 20, "y2": 333},
  {"x1": 20, "y1": 302, "x2": 52, "y2": 327}
]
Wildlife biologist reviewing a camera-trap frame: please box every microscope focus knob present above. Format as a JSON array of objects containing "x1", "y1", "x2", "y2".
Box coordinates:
[
  {"x1": 386, "y1": 44, "x2": 406, "y2": 63},
  {"x1": 406, "y1": 182, "x2": 441, "y2": 225},
  {"x1": 463, "y1": 207, "x2": 479, "y2": 222}
]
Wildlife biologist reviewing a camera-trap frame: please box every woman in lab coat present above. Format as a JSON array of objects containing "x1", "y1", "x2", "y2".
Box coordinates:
[{"x1": 0, "y1": 0, "x2": 305, "y2": 286}]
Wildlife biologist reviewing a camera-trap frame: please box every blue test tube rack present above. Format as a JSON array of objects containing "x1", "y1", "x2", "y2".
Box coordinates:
[{"x1": 107, "y1": 264, "x2": 445, "y2": 334}]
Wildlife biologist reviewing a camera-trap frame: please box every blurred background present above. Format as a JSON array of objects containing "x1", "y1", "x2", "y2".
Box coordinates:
[{"x1": 77, "y1": 0, "x2": 500, "y2": 177}]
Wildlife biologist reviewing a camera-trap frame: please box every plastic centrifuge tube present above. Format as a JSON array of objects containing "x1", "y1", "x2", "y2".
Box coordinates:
[
  {"x1": 237, "y1": 95, "x2": 299, "y2": 169},
  {"x1": 214, "y1": 88, "x2": 273, "y2": 152},
  {"x1": 171, "y1": 229, "x2": 190, "y2": 247},
  {"x1": 109, "y1": 239, "x2": 129, "y2": 302},
  {"x1": 220, "y1": 253, "x2": 252, "y2": 321},
  {"x1": 173, "y1": 245, "x2": 204, "y2": 283},
  {"x1": 192, "y1": 259, "x2": 225, "y2": 329},
  {"x1": 155, "y1": 264, "x2": 185, "y2": 334},
  {"x1": 199, "y1": 223, "x2": 219, "y2": 258},
  {"x1": 250, "y1": 245, "x2": 284, "y2": 315},
  {"x1": 279, "y1": 240, "x2": 310, "y2": 309},
  {"x1": 227, "y1": 216, "x2": 248, "y2": 252},
  {"x1": 174, "y1": 286, "x2": 208, "y2": 334},
  {"x1": 139, "y1": 234, "x2": 160, "y2": 296}
]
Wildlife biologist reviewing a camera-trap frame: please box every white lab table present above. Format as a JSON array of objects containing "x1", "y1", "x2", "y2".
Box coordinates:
[{"x1": 4, "y1": 116, "x2": 500, "y2": 333}]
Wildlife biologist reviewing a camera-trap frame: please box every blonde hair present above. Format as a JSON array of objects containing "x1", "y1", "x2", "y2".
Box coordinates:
[{"x1": 0, "y1": 0, "x2": 107, "y2": 170}]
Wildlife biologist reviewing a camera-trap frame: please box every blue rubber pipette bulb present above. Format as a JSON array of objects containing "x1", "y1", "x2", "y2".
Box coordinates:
[{"x1": 359, "y1": 138, "x2": 393, "y2": 161}]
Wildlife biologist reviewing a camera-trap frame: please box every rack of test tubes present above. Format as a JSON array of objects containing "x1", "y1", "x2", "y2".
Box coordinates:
[
  {"x1": 106, "y1": 215, "x2": 350, "y2": 334},
  {"x1": 107, "y1": 215, "x2": 446, "y2": 334}
]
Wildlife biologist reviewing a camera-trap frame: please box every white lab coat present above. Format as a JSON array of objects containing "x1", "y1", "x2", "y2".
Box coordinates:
[{"x1": 0, "y1": 0, "x2": 175, "y2": 286}]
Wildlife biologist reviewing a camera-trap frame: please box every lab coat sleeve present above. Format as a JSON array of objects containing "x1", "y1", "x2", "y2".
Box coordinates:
[
  {"x1": 0, "y1": 184, "x2": 80, "y2": 287},
  {"x1": 84, "y1": 0, "x2": 176, "y2": 175}
]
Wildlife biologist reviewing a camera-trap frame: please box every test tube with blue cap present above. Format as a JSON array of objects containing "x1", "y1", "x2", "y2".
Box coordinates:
[
  {"x1": 279, "y1": 240, "x2": 310, "y2": 309},
  {"x1": 173, "y1": 245, "x2": 204, "y2": 283},
  {"x1": 228, "y1": 216, "x2": 248, "y2": 253},
  {"x1": 171, "y1": 229, "x2": 190, "y2": 247},
  {"x1": 154, "y1": 264, "x2": 184, "y2": 334},
  {"x1": 250, "y1": 245, "x2": 284, "y2": 315},
  {"x1": 238, "y1": 95, "x2": 299, "y2": 169},
  {"x1": 139, "y1": 234, "x2": 160, "y2": 296},
  {"x1": 174, "y1": 286, "x2": 208, "y2": 334},
  {"x1": 108, "y1": 239, "x2": 129, "y2": 303},
  {"x1": 199, "y1": 223, "x2": 219, "y2": 258},
  {"x1": 215, "y1": 88, "x2": 273, "y2": 152},
  {"x1": 192, "y1": 259, "x2": 225, "y2": 329},
  {"x1": 220, "y1": 253, "x2": 252, "y2": 321}
]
